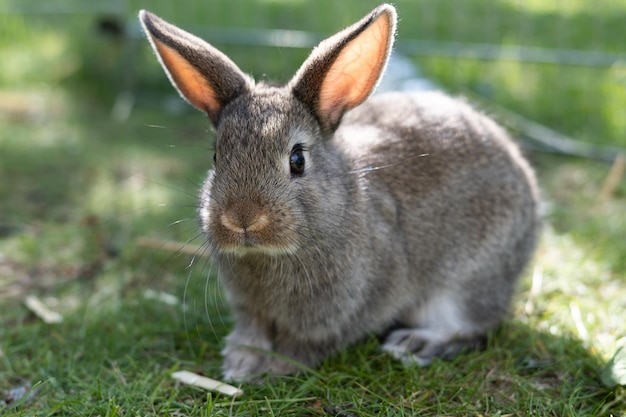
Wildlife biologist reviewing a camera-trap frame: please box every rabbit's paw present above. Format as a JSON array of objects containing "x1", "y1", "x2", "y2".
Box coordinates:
[
  {"x1": 381, "y1": 328, "x2": 486, "y2": 367},
  {"x1": 263, "y1": 355, "x2": 302, "y2": 376},
  {"x1": 222, "y1": 344, "x2": 269, "y2": 382},
  {"x1": 222, "y1": 346, "x2": 302, "y2": 382},
  {"x1": 222, "y1": 325, "x2": 274, "y2": 382}
]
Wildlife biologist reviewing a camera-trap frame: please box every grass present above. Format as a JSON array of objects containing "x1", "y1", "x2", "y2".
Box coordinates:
[{"x1": 1, "y1": 0, "x2": 626, "y2": 415}]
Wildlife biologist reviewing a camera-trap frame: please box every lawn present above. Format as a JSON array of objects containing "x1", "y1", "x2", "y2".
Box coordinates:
[{"x1": 1, "y1": 0, "x2": 625, "y2": 415}]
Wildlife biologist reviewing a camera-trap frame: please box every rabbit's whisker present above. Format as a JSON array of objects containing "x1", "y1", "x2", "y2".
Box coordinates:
[{"x1": 349, "y1": 153, "x2": 430, "y2": 175}]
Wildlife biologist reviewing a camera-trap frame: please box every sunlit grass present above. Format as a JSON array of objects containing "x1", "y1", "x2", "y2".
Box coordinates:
[
  {"x1": 0, "y1": 23, "x2": 77, "y2": 86},
  {"x1": 531, "y1": 227, "x2": 624, "y2": 356}
]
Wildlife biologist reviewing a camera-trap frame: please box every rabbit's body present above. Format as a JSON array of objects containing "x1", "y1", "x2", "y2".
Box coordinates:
[
  {"x1": 140, "y1": 4, "x2": 540, "y2": 381},
  {"x1": 206, "y1": 90, "x2": 539, "y2": 379}
]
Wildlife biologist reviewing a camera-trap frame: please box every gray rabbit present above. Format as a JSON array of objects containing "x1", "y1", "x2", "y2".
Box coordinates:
[{"x1": 139, "y1": 4, "x2": 540, "y2": 382}]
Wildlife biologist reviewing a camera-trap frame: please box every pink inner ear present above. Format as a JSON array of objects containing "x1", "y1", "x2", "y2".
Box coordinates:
[
  {"x1": 153, "y1": 39, "x2": 221, "y2": 115},
  {"x1": 318, "y1": 11, "x2": 392, "y2": 121}
]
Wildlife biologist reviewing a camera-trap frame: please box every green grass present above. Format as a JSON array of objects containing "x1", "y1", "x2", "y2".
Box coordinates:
[{"x1": 1, "y1": 0, "x2": 626, "y2": 415}]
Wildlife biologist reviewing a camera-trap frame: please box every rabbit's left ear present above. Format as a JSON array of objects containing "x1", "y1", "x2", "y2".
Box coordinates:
[
  {"x1": 289, "y1": 4, "x2": 396, "y2": 134},
  {"x1": 139, "y1": 10, "x2": 253, "y2": 125}
]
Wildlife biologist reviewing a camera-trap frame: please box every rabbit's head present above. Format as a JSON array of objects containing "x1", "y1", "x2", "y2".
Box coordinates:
[{"x1": 139, "y1": 5, "x2": 396, "y2": 256}]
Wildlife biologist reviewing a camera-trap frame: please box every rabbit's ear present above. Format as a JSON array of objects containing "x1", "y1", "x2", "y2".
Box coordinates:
[
  {"x1": 289, "y1": 4, "x2": 396, "y2": 134},
  {"x1": 139, "y1": 10, "x2": 253, "y2": 124}
]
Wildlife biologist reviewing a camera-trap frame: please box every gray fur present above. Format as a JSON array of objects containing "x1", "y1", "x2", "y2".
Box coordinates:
[{"x1": 139, "y1": 4, "x2": 540, "y2": 382}]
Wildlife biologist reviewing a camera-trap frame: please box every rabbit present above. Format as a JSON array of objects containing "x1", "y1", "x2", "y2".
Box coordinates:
[{"x1": 138, "y1": 3, "x2": 540, "y2": 382}]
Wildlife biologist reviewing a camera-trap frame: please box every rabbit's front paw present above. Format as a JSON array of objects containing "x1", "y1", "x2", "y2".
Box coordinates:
[
  {"x1": 222, "y1": 325, "x2": 273, "y2": 382},
  {"x1": 222, "y1": 346, "x2": 301, "y2": 382},
  {"x1": 382, "y1": 328, "x2": 486, "y2": 367},
  {"x1": 222, "y1": 344, "x2": 268, "y2": 382}
]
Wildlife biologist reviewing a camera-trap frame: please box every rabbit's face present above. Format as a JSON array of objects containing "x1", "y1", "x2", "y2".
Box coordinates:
[
  {"x1": 198, "y1": 88, "x2": 331, "y2": 256},
  {"x1": 140, "y1": 6, "x2": 394, "y2": 260}
]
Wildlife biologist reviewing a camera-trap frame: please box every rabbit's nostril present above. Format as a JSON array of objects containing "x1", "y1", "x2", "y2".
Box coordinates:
[
  {"x1": 246, "y1": 214, "x2": 269, "y2": 232},
  {"x1": 220, "y1": 208, "x2": 269, "y2": 234}
]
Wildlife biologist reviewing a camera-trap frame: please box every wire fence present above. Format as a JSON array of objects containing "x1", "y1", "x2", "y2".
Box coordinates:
[
  {"x1": 2, "y1": 0, "x2": 625, "y2": 157},
  {"x1": 6, "y1": 0, "x2": 624, "y2": 66}
]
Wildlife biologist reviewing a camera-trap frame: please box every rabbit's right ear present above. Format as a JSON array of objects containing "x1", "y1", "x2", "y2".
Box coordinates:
[
  {"x1": 139, "y1": 10, "x2": 253, "y2": 125},
  {"x1": 289, "y1": 4, "x2": 396, "y2": 134}
]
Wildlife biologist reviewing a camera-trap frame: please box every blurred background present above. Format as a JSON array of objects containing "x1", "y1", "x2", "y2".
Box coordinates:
[{"x1": 1, "y1": 0, "x2": 625, "y2": 403}]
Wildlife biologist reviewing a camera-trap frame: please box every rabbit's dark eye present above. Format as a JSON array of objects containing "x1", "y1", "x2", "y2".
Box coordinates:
[
  {"x1": 213, "y1": 153, "x2": 217, "y2": 164},
  {"x1": 290, "y1": 144, "x2": 305, "y2": 176}
]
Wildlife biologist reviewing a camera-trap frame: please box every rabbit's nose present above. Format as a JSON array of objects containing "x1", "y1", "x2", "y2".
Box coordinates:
[{"x1": 220, "y1": 203, "x2": 269, "y2": 234}]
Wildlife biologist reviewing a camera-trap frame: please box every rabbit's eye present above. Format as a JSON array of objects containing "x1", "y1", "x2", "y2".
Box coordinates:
[{"x1": 289, "y1": 144, "x2": 305, "y2": 176}]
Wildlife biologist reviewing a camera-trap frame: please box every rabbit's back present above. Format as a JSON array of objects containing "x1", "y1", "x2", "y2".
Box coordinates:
[{"x1": 337, "y1": 91, "x2": 540, "y2": 328}]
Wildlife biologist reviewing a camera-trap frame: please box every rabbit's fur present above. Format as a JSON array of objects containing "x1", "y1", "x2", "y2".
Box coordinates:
[{"x1": 139, "y1": 4, "x2": 540, "y2": 381}]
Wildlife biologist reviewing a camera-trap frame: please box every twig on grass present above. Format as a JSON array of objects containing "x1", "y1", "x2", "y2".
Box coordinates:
[
  {"x1": 171, "y1": 370, "x2": 243, "y2": 397},
  {"x1": 569, "y1": 302, "x2": 589, "y2": 342},
  {"x1": 524, "y1": 267, "x2": 544, "y2": 315},
  {"x1": 23, "y1": 295, "x2": 62, "y2": 324},
  {"x1": 135, "y1": 236, "x2": 206, "y2": 257},
  {"x1": 597, "y1": 153, "x2": 626, "y2": 206}
]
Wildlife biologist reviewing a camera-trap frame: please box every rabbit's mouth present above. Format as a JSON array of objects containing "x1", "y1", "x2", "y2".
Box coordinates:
[
  {"x1": 213, "y1": 238, "x2": 300, "y2": 257},
  {"x1": 219, "y1": 243, "x2": 299, "y2": 257}
]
